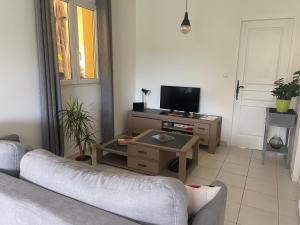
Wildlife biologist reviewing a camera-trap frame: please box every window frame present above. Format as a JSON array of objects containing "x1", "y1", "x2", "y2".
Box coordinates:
[{"x1": 59, "y1": 0, "x2": 99, "y2": 86}]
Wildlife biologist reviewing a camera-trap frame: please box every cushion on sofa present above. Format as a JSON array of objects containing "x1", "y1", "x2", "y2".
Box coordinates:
[
  {"x1": 188, "y1": 181, "x2": 227, "y2": 225},
  {"x1": 20, "y1": 149, "x2": 189, "y2": 225},
  {"x1": 0, "y1": 141, "x2": 31, "y2": 177}
]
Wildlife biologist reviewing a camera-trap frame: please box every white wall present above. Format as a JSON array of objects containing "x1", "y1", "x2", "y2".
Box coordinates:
[
  {"x1": 112, "y1": 0, "x2": 136, "y2": 136},
  {"x1": 291, "y1": 99, "x2": 300, "y2": 181},
  {"x1": 135, "y1": 0, "x2": 300, "y2": 144},
  {"x1": 0, "y1": 0, "x2": 42, "y2": 147}
]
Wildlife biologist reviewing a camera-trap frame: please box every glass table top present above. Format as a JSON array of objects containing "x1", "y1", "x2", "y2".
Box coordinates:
[{"x1": 135, "y1": 130, "x2": 193, "y2": 150}]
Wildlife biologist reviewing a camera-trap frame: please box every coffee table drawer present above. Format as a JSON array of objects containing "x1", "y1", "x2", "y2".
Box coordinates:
[
  {"x1": 128, "y1": 157, "x2": 159, "y2": 174},
  {"x1": 128, "y1": 145, "x2": 159, "y2": 160}
]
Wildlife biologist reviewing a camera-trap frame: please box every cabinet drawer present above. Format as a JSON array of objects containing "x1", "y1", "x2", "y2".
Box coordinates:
[
  {"x1": 132, "y1": 117, "x2": 162, "y2": 134},
  {"x1": 194, "y1": 123, "x2": 210, "y2": 134},
  {"x1": 128, "y1": 145, "x2": 159, "y2": 160},
  {"x1": 268, "y1": 113, "x2": 296, "y2": 128},
  {"x1": 128, "y1": 157, "x2": 159, "y2": 174},
  {"x1": 197, "y1": 134, "x2": 209, "y2": 145}
]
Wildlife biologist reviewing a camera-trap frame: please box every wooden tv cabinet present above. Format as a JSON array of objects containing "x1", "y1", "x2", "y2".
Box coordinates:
[{"x1": 128, "y1": 109, "x2": 222, "y2": 154}]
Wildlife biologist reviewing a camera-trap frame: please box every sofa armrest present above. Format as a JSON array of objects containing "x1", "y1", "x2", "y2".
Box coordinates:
[
  {"x1": 189, "y1": 181, "x2": 227, "y2": 225},
  {"x1": 0, "y1": 141, "x2": 32, "y2": 177}
]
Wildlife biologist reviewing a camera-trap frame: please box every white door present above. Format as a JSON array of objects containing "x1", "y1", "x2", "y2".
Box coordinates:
[{"x1": 231, "y1": 19, "x2": 294, "y2": 150}]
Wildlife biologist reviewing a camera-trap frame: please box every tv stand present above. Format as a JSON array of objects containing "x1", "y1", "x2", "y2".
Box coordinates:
[{"x1": 128, "y1": 108, "x2": 222, "y2": 154}]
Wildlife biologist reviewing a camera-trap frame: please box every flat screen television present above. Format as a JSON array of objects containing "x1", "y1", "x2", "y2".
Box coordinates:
[{"x1": 160, "y1": 85, "x2": 200, "y2": 113}]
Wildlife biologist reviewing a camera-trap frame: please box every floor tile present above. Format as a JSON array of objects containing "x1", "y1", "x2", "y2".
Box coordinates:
[
  {"x1": 249, "y1": 157, "x2": 276, "y2": 170},
  {"x1": 238, "y1": 205, "x2": 278, "y2": 225},
  {"x1": 225, "y1": 201, "x2": 240, "y2": 223},
  {"x1": 279, "y1": 214, "x2": 299, "y2": 225},
  {"x1": 252, "y1": 150, "x2": 276, "y2": 160},
  {"x1": 217, "y1": 171, "x2": 246, "y2": 188},
  {"x1": 186, "y1": 175, "x2": 213, "y2": 186},
  {"x1": 222, "y1": 162, "x2": 248, "y2": 176},
  {"x1": 278, "y1": 180, "x2": 299, "y2": 201},
  {"x1": 242, "y1": 190, "x2": 278, "y2": 213},
  {"x1": 225, "y1": 155, "x2": 251, "y2": 167},
  {"x1": 245, "y1": 177, "x2": 277, "y2": 197},
  {"x1": 230, "y1": 147, "x2": 252, "y2": 156},
  {"x1": 226, "y1": 184, "x2": 244, "y2": 204},
  {"x1": 277, "y1": 167, "x2": 290, "y2": 176},
  {"x1": 278, "y1": 199, "x2": 298, "y2": 218},
  {"x1": 225, "y1": 220, "x2": 236, "y2": 225},
  {"x1": 188, "y1": 165, "x2": 219, "y2": 180},
  {"x1": 201, "y1": 152, "x2": 227, "y2": 162},
  {"x1": 277, "y1": 172, "x2": 293, "y2": 183},
  {"x1": 247, "y1": 167, "x2": 277, "y2": 184},
  {"x1": 199, "y1": 157, "x2": 224, "y2": 169},
  {"x1": 215, "y1": 146, "x2": 231, "y2": 154}
]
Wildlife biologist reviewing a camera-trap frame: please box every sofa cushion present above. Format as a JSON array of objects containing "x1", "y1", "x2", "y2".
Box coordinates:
[
  {"x1": 0, "y1": 141, "x2": 31, "y2": 177},
  {"x1": 0, "y1": 172, "x2": 139, "y2": 225},
  {"x1": 20, "y1": 149, "x2": 189, "y2": 225}
]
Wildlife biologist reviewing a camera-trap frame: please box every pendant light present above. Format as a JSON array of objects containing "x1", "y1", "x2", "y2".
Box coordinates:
[{"x1": 180, "y1": 0, "x2": 191, "y2": 34}]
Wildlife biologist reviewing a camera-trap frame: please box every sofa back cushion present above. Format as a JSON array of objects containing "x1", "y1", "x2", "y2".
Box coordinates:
[
  {"x1": 20, "y1": 149, "x2": 188, "y2": 225},
  {"x1": 0, "y1": 141, "x2": 31, "y2": 177},
  {"x1": 0, "y1": 173, "x2": 140, "y2": 225},
  {"x1": 0, "y1": 134, "x2": 20, "y2": 142}
]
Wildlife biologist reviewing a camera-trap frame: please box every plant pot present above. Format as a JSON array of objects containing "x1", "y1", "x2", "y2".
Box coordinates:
[
  {"x1": 75, "y1": 155, "x2": 92, "y2": 165},
  {"x1": 276, "y1": 99, "x2": 291, "y2": 113}
]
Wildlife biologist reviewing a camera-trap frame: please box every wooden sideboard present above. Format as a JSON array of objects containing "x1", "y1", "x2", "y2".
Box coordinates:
[{"x1": 128, "y1": 109, "x2": 222, "y2": 154}]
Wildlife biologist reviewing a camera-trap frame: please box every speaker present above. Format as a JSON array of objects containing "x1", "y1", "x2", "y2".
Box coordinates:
[{"x1": 133, "y1": 102, "x2": 145, "y2": 111}]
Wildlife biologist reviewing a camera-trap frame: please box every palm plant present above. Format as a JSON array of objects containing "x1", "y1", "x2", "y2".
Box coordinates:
[{"x1": 60, "y1": 99, "x2": 96, "y2": 162}]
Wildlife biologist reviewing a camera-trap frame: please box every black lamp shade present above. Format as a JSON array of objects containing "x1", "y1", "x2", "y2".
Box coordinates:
[
  {"x1": 181, "y1": 12, "x2": 191, "y2": 26},
  {"x1": 180, "y1": 12, "x2": 191, "y2": 34}
]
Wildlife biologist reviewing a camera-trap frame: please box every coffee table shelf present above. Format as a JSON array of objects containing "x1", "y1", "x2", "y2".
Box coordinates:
[{"x1": 101, "y1": 153, "x2": 128, "y2": 169}]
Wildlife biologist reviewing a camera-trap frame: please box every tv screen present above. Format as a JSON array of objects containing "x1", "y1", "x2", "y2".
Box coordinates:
[{"x1": 160, "y1": 85, "x2": 200, "y2": 112}]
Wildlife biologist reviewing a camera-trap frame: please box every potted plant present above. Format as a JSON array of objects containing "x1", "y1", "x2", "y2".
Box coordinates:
[
  {"x1": 61, "y1": 99, "x2": 96, "y2": 165},
  {"x1": 271, "y1": 71, "x2": 300, "y2": 113}
]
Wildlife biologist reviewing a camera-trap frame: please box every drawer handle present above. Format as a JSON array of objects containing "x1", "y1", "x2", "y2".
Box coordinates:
[
  {"x1": 138, "y1": 151, "x2": 147, "y2": 155},
  {"x1": 199, "y1": 138, "x2": 205, "y2": 141},
  {"x1": 138, "y1": 163, "x2": 147, "y2": 168},
  {"x1": 198, "y1": 128, "x2": 206, "y2": 130}
]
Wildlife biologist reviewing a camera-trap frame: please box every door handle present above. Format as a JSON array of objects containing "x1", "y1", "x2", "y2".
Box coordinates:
[{"x1": 236, "y1": 80, "x2": 244, "y2": 100}]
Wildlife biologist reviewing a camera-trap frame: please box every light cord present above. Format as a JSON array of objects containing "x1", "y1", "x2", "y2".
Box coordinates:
[{"x1": 186, "y1": 0, "x2": 188, "y2": 12}]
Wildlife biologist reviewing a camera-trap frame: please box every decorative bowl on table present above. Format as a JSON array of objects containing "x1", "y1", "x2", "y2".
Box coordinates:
[{"x1": 269, "y1": 136, "x2": 283, "y2": 149}]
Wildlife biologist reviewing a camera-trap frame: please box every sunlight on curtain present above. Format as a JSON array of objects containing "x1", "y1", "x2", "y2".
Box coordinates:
[
  {"x1": 54, "y1": 0, "x2": 72, "y2": 80},
  {"x1": 77, "y1": 6, "x2": 96, "y2": 80}
]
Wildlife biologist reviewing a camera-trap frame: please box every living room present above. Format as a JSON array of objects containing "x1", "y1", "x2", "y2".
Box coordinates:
[{"x1": 1, "y1": 0, "x2": 300, "y2": 225}]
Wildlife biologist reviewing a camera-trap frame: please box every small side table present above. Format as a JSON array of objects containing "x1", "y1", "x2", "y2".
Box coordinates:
[{"x1": 262, "y1": 108, "x2": 297, "y2": 164}]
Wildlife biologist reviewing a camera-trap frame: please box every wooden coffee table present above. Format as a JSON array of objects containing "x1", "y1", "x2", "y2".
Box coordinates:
[{"x1": 96, "y1": 129, "x2": 200, "y2": 182}]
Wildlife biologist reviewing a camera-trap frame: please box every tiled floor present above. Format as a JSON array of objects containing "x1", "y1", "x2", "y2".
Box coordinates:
[{"x1": 94, "y1": 146, "x2": 300, "y2": 225}]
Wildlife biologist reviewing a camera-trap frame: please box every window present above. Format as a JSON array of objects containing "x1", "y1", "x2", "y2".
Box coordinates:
[{"x1": 54, "y1": 0, "x2": 98, "y2": 84}]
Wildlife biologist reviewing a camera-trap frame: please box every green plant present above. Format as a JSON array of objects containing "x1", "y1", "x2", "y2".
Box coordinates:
[
  {"x1": 271, "y1": 71, "x2": 300, "y2": 100},
  {"x1": 60, "y1": 99, "x2": 96, "y2": 160}
]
